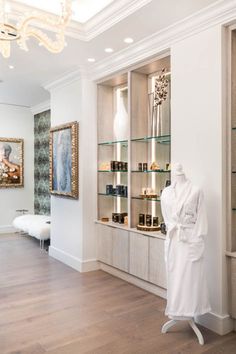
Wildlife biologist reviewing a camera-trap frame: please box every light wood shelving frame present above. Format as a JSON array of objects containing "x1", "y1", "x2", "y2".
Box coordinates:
[
  {"x1": 96, "y1": 54, "x2": 171, "y2": 238},
  {"x1": 95, "y1": 53, "x2": 171, "y2": 293}
]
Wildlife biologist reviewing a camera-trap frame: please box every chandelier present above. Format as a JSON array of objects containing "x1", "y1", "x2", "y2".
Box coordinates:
[{"x1": 0, "y1": 0, "x2": 72, "y2": 58}]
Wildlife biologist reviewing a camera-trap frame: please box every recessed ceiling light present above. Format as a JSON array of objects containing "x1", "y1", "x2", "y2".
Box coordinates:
[
  {"x1": 105, "y1": 48, "x2": 113, "y2": 53},
  {"x1": 8, "y1": 65, "x2": 14, "y2": 69},
  {"x1": 88, "y1": 58, "x2": 95, "y2": 62},
  {"x1": 124, "y1": 37, "x2": 134, "y2": 44}
]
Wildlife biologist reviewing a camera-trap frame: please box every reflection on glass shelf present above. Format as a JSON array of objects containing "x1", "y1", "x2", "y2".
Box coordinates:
[
  {"x1": 233, "y1": 208, "x2": 236, "y2": 211},
  {"x1": 98, "y1": 170, "x2": 128, "y2": 173},
  {"x1": 98, "y1": 139, "x2": 128, "y2": 147},
  {"x1": 132, "y1": 196, "x2": 160, "y2": 202},
  {"x1": 131, "y1": 135, "x2": 170, "y2": 144},
  {"x1": 232, "y1": 171, "x2": 236, "y2": 174},
  {"x1": 98, "y1": 193, "x2": 128, "y2": 199},
  {"x1": 131, "y1": 170, "x2": 170, "y2": 173},
  {"x1": 232, "y1": 127, "x2": 236, "y2": 130}
]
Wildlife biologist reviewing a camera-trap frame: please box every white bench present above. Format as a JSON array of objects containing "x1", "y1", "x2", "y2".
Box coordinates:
[{"x1": 13, "y1": 214, "x2": 51, "y2": 249}]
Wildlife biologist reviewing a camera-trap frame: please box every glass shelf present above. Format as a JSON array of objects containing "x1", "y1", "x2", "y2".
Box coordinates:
[
  {"x1": 132, "y1": 196, "x2": 160, "y2": 202},
  {"x1": 131, "y1": 135, "x2": 170, "y2": 144},
  {"x1": 232, "y1": 208, "x2": 236, "y2": 211},
  {"x1": 98, "y1": 170, "x2": 128, "y2": 173},
  {"x1": 232, "y1": 127, "x2": 236, "y2": 130},
  {"x1": 131, "y1": 170, "x2": 170, "y2": 173},
  {"x1": 98, "y1": 139, "x2": 128, "y2": 147},
  {"x1": 232, "y1": 171, "x2": 236, "y2": 174},
  {"x1": 98, "y1": 193, "x2": 128, "y2": 199}
]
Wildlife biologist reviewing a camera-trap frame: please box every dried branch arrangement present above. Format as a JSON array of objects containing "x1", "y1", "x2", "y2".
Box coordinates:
[{"x1": 154, "y1": 68, "x2": 169, "y2": 106}]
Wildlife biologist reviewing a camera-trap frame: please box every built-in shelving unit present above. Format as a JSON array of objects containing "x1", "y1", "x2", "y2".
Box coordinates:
[
  {"x1": 98, "y1": 170, "x2": 128, "y2": 173},
  {"x1": 131, "y1": 170, "x2": 170, "y2": 173},
  {"x1": 98, "y1": 140, "x2": 128, "y2": 146},
  {"x1": 98, "y1": 193, "x2": 128, "y2": 199},
  {"x1": 95, "y1": 54, "x2": 171, "y2": 293},
  {"x1": 131, "y1": 135, "x2": 171, "y2": 143},
  {"x1": 131, "y1": 196, "x2": 161, "y2": 202}
]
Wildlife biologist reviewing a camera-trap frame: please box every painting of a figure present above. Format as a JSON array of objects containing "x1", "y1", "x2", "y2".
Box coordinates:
[
  {"x1": 50, "y1": 122, "x2": 78, "y2": 198},
  {"x1": 0, "y1": 138, "x2": 24, "y2": 188},
  {"x1": 53, "y1": 129, "x2": 72, "y2": 193}
]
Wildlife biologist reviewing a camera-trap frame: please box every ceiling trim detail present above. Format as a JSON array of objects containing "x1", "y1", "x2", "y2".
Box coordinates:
[
  {"x1": 89, "y1": 0, "x2": 236, "y2": 80},
  {"x1": 0, "y1": 102, "x2": 30, "y2": 109},
  {"x1": 31, "y1": 100, "x2": 50, "y2": 115},
  {"x1": 8, "y1": 0, "x2": 152, "y2": 41},
  {"x1": 43, "y1": 0, "x2": 236, "y2": 91},
  {"x1": 82, "y1": 0, "x2": 152, "y2": 41},
  {"x1": 44, "y1": 69, "x2": 82, "y2": 92}
]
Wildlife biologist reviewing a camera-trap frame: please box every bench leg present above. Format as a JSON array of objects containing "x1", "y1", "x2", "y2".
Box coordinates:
[{"x1": 40, "y1": 239, "x2": 44, "y2": 250}]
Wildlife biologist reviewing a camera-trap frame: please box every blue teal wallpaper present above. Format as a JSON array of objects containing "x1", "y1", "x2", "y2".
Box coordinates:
[{"x1": 34, "y1": 110, "x2": 51, "y2": 215}]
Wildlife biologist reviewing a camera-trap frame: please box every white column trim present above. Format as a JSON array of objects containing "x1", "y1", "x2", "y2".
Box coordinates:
[
  {"x1": 49, "y1": 246, "x2": 100, "y2": 272},
  {"x1": 196, "y1": 312, "x2": 234, "y2": 335}
]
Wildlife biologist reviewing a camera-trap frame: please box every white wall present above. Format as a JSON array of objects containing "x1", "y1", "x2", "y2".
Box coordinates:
[
  {"x1": 171, "y1": 25, "x2": 229, "y2": 332},
  {"x1": 0, "y1": 104, "x2": 34, "y2": 232},
  {"x1": 49, "y1": 77, "x2": 97, "y2": 271}
]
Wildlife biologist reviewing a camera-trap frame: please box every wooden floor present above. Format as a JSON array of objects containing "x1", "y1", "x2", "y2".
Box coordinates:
[{"x1": 1, "y1": 234, "x2": 236, "y2": 354}]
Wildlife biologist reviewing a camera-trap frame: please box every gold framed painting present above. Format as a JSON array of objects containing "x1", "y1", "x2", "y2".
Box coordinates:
[
  {"x1": 0, "y1": 138, "x2": 24, "y2": 188},
  {"x1": 50, "y1": 121, "x2": 79, "y2": 199}
]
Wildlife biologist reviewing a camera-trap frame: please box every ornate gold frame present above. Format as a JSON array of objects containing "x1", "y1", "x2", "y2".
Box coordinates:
[
  {"x1": 0, "y1": 137, "x2": 24, "y2": 188},
  {"x1": 50, "y1": 121, "x2": 79, "y2": 199}
]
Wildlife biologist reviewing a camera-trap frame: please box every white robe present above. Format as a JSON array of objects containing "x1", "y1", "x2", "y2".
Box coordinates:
[{"x1": 161, "y1": 180, "x2": 211, "y2": 318}]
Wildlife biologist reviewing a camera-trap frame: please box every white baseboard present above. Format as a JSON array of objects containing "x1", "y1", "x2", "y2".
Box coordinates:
[
  {"x1": 49, "y1": 246, "x2": 100, "y2": 273},
  {"x1": 196, "y1": 312, "x2": 233, "y2": 335},
  {"x1": 100, "y1": 263, "x2": 167, "y2": 299},
  {"x1": 0, "y1": 225, "x2": 16, "y2": 234},
  {"x1": 80, "y1": 258, "x2": 100, "y2": 272}
]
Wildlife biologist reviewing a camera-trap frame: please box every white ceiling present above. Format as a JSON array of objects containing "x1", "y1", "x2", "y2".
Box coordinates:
[
  {"x1": 15, "y1": 0, "x2": 114, "y2": 23},
  {"x1": 0, "y1": 0, "x2": 218, "y2": 107}
]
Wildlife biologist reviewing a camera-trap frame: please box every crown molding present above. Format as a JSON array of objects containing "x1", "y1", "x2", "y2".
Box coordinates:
[
  {"x1": 44, "y1": 68, "x2": 83, "y2": 92},
  {"x1": 7, "y1": 0, "x2": 151, "y2": 41},
  {"x1": 42, "y1": 0, "x2": 236, "y2": 89},
  {"x1": 83, "y1": 0, "x2": 152, "y2": 41},
  {"x1": 0, "y1": 102, "x2": 30, "y2": 109},
  {"x1": 90, "y1": 0, "x2": 236, "y2": 80},
  {"x1": 31, "y1": 100, "x2": 50, "y2": 115}
]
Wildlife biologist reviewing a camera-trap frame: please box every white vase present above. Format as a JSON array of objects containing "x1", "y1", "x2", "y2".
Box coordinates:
[{"x1": 113, "y1": 91, "x2": 128, "y2": 141}]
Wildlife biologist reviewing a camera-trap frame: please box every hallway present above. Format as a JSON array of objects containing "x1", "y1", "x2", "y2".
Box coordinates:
[{"x1": 0, "y1": 233, "x2": 236, "y2": 354}]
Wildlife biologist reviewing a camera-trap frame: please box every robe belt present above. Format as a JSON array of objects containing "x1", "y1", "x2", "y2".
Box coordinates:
[{"x1": 168, "y1": 223, "x2": 194, "y2": 242}]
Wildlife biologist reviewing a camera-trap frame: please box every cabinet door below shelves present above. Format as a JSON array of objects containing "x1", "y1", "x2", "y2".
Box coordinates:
[
  {"x1": 149, "y1": 238, "x2": 167, "y2": 289},
  {"x1": 129, "y1": 232, "x2": 149, "y2": 281},
  {"x1": 97, "y1": 224, "x2": 113, "y2": 265},
  {"x1": 112, "y1": 229, "x2": 129, "y2": 272}
]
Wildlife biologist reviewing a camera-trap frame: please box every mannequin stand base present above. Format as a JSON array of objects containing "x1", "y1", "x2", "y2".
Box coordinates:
[{"x1": 161, "y1": 318, "x2": 204, "y2": 345}]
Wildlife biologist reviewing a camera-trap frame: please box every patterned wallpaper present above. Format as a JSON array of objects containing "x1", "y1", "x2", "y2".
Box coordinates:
[{"x1": 34, "y1": 110, "x2": 51, "y2": 215}]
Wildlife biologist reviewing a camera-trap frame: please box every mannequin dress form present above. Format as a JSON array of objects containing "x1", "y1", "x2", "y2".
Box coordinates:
[{"x1": 160, "y1": 163, "x2": 211, "y2": 345}]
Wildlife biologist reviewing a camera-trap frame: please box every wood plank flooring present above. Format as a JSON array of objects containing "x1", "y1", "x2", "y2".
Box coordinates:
[{"x1": 0, "y1": 233, "x2": 236, "y2": 354}]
